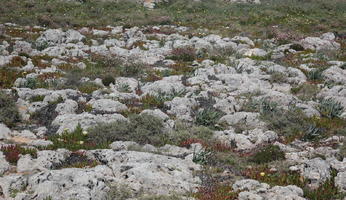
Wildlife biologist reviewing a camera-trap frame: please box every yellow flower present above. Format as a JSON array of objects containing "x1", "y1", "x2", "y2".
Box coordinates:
[{"x1": 260, "y1": 172, "x2": 265, "y2": 177}]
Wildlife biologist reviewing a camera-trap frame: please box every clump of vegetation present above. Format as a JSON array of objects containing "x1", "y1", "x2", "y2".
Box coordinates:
[
  {"x1": 241, "y1": 97, "x2": 277, "y2": 115},
  {"x1": 269, "y1": 71, "x2": 287, "y2": 83},
  {"x1": 0, "y1": 68, "x2": 24, "y2": 88},
  {"x1": 102, "y1": 75, "x2": 115, "y2": 86},
  {"x1": 55, "y1": 151, "x2": 99, "y2": 169},
  {"x1": 304, "y1": 169, "x2": 346, "y2": 200},
  {"x1": 0, "y1": 145, "x2": 37, "y2": 164},
  {"x1": 0, "y1": 91, "x2": 20, "y2": 127},
  {"x1": 317, "y1": 98, "x2": 344, "y2": 119},
  {"x1": 302, "y1": 123, "x2": 325, "y2": 142},
  {"x1": 141, "y1": 89, "x2": 186, "y2": 109},
  {"x1": 87, "y1": 114, "x2": 165, "y2": 146},
  {"x1": 193, "y1": 149, "x2": 212, "y2": 165},
  {"x1": 168, "y1": 47, "x2": 196, "y2": 62},
  {"x1": 195, "y1": 108, "x2": 224, "y2": 129},
  {"x1": 307, "y1": 69, "x2": 324, "y2": 82},
  {"x1": 259, "y1": 102, "x2": 309, "y2": 142},
  {"x1": 77, "y1": 82, "x2": 101, "y2": 94},
  {"x1": 243, "y1": 166, "x2": 304, "y2": 188},
  {"x1": 194, "y1": 184, "x2": 238, "y2": 200},
  {"x1": 29, "y1": 95, "x2": 45, "y2": 102},
  {"x1": 291, "y1": 83, "x2": 319, "y2": 101},
  {"x1": 249, "y1": 145, "x2": 285, "y2": 164},
  {"x1": 49, "y1": 124, "x2": 107, "y2": 151}
]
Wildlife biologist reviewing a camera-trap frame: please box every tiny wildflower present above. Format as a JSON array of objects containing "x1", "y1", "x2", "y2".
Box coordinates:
[
  {"x1": 260, "y1": 172, "x2": 265, "y2": 177},
  {"x1": 82, "y1": 130, "x2": 88, "y2": 135},
  {"x1": 79, "y1": 141, "x2": 84, "y2": 145}
]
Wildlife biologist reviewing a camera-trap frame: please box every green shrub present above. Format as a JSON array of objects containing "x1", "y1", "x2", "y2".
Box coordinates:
[
  {"x1": 167, "y1": 47, "x2": 196, "y2": 62},
  {"x1": 318, "y1": 98, "x2": 344, "y2": 119},
  {"x1": 29, "y1": 95, "x2": 45, "y2": 102},
  {"x1": 291, "y1": 83, "x2": 319, "y2": 101},
  {"x1": 195, "y1": 108, "x2": 224, "y2": 128},
  {"x1": 168, "y1": 123, "x2": 214, "y2": 146},
  {"x1": 260, "y1": 105, "x2": 309, "y2": 142},
  {"x1": 78, "y1": 82, "x2": 101, "y2": 94},
  {"x1": 269, "y1": 72, "x2": 287, "y2": 83},
  {"x1": 307, "y1": 69, "x2": 324, "y2": 82},
  {"x1": 0, "y1": 91, "x2": 20, "y2": 127},
  {"x1": 48, "y1": 124, "x2": 107, "y2": 151},
  {"x1": 87, "y1": 114, "x2": 166, "y2": 146},
  {"x1": 102, "y1": 75, "x2": 115, "y2": 86},
  {"x1": 193, "y1": 149, "x2": 212, "y2": 165},
  {"x1": 304, "y1": 169, "x2": 346, "y2": 200},
  {"x1": 302, "y1": 124, "x2": 325, "y2": 142},
  {"x1": 249, "y1": 145, "x2": 285, "y2": 164}
]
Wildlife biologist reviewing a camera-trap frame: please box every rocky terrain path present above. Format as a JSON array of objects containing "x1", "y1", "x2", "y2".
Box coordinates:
[{"x1": 0, "y1": 22, "x2": 346, "y2": 200}]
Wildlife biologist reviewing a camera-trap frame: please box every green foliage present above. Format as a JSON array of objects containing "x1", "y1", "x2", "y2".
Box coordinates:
[
  {"x1": 269, "y1": 71, "x2": 287, "y2": 83},
  {"x1": 167, "y1": 47, "x2": 196, "y2": 62},
  {"x1": 302, "y1": 124, "x2": 325, "y2": 142},
  {"x1": 169, "y1": 123, "x2": 214, "y2": 146},
  {"x1": 260, "y1": 104, "x2": 308, "y2": 142},
  {"x1": 195, "y1": 108, "x2": 224, "y2": 128},
  {"x1": 87, "y1": 114, "x2": 165, "y2": 146},
  {"x1": 291, "y1": 83, "x2": 319, "y2": 101},
  {"x1": 0, "y1": 91, "x2": 20, "y2": 127},
  {"x1": 29, "y1": 95, "x2": 45, "y2": 102},
  {"x1": 304, "y1": 169, "x2": 346, "y2": 200},
  {"x1": 56, "y1": 152, "x2": 99, "y2": 169},
  {"x1": 141, "y1": 89, "x2": 186, "y2": 109},
  {"x1": 318, "y1": 98, "x2": 344, "y2": 119},
  {"x1": 48, "y1": 124, "x2": 107, "y2": 151},
  {"x1": 78, "y1": 82, "x2": 101, "y2": 94},
  {"x1": 242, "y1": 97, "x2": 277, "y2": 115},
  {"x1": 102, "y1": 75, "x2": 115, "y2": 86},
  {"x1": 0, "y1": 145, "x2": 37, "y2": 164},
  {"x1": 249, "y1": 145, "x2": 285, "y2": 164},
  {"x1": 307, "y1": 69, "x2": 324, "y2": 82},
  {"x1": 193, "y1": 149, "x2": 212, "y2": 165}
]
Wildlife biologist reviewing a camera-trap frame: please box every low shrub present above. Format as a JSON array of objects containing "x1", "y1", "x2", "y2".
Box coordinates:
[
  {"x1": 102, "y1": 75, "x2": 115, "y2": 86},
  {"x1": 0, "y1": 91, "x2": 20, "y2": 127},
  {"x1": 48, "y1": 124, "x2": 107, "y2": 151},
  {"x1": 307, "y1": 69, "x2": 324, "y2": 82},
  {"x1": 55, "y1": 151, "x2": 99, "y2": 169},
  {"x1": 249, "y1": 145, "x2": 285, "y2": 164},
  {"x1": 78, "y1": 82, "x2": 101, "y2": 94},
  {"x1": 318, "y1": 98, "x2": 344, "y2": 119},
  {"x1": 167, "y1": 47, "x2": 196, "y2": 62},
  {"x1": 87, "y1": 114, "x2": 166, "y2": 146},
  {"x1": 0, "y1": 145, "x2": 37, "y2": 164},
  {"x1": 195, "y1": 108, "x2": 224, "y2": 128},
  {"x1": 269, "y1": 72, "x2": 287, "y2": 83},
  {"x1": 291, "y1": 83, "x2": 319, "y2": 101},
  {"x1": 29, "y1": 95, "x2": 45, "y2": 102}
]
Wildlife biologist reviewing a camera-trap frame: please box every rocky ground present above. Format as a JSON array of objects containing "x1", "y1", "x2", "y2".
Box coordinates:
[{"x1": 0, "y1": 6, "x2": 346, "y2": 200}]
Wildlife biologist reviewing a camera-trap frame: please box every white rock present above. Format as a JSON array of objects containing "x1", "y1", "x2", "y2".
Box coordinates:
[
  {"x1": 0, "y1": 152, "x2": 10, "y2": 175},
  {"x1": 0, "y1": 123, "x2": 11, "y2": 140},
  {"x1": 88, "y1": 99, "x2": 128, "y2": 113}
]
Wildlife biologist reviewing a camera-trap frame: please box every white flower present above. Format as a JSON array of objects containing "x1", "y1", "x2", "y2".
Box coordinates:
[
  {"x1": 79, "y1": 141, "x2": 84, "y2": 145},
  {"x1": 82, "y1": 131, "x2": 88, "y2": 135}
]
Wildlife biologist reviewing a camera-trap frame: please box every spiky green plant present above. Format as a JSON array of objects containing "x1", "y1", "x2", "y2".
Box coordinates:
[
  {"x1": 318, "y1": 98, "x2": 344, "y2": 119},
  {"x1": 195, "y1": 108, "x2": 224, "y2": 128}
]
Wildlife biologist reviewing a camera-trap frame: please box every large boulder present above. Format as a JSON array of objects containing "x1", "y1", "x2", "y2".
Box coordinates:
[{"x1": 90, "y1": 150, "x2": 201, "y2": 195}]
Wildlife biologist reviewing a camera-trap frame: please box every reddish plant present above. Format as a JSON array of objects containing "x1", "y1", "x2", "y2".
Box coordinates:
[
  {"x1": 0, "y1": 145, "x2": 21, "y2": 164},
  {"x1": 194, "y1": 185, "x2": 238, "y2": 200}
]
